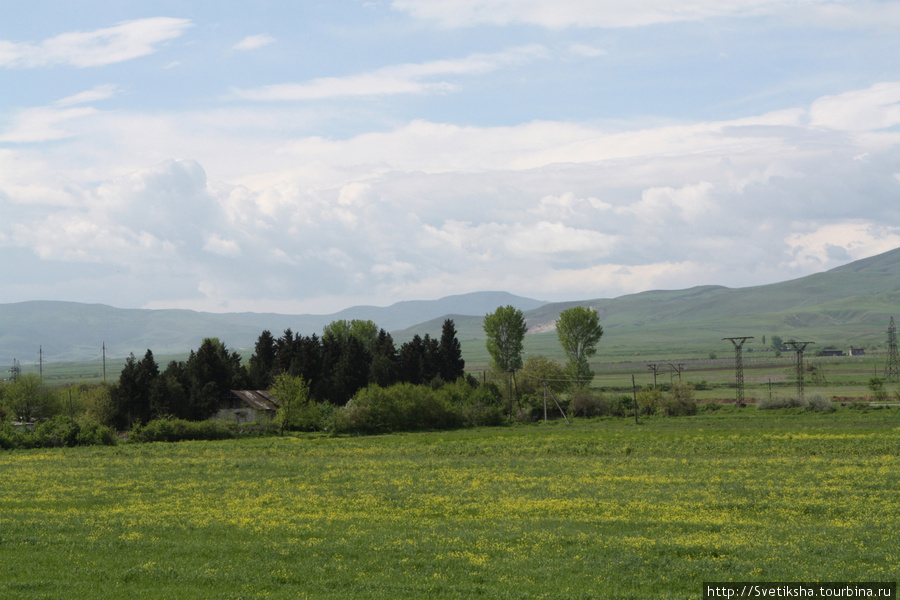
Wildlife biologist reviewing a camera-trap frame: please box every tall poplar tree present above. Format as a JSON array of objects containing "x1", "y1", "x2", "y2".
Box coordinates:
[{"x1": 555, "y1": 306, "x2": 604, "y2": 385}]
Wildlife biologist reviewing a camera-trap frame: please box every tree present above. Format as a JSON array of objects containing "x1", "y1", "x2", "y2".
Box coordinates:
[
  {"x1": 111, "y1": 350, "x2": 159, "y2": 428},
  {"x1": 369, "y1": 329, "x2": 399, "y2": 387},
  {"x1": 183, "y1": 338, "x2": 247, "y2": 419},
  {"x1": 323, "y1": 319, "x2": 379, "y2": 355},
  {"x1": 321, "y1": 333, "x2": 370, "y2": 405},
  {"x1": 247, "y1": 329, "x2": 277, "y2": 389},
  {"x1": 555, "y1": 306, "x2": 604, "y2": 385},
  {"x1": 519, "y1": 355, "x2": 568, "y2": 397},
  {"x1": 483, "y1": 305, "x2": 527, "y2": 373},
  {"x1": 484, "y1": 305, "x2": 528, "y2": 416},
  {"x1": 270, "y1": 373, "x2": 312, "y2": 436},
  {"x1": 398, "y1": 334, "x2": 440, "y2": 386},
  {"x1": 3, "y1": 373, "x2": 59, "y2": 423},
  {"x1": 438, "y1": 319, "x2": 465, "y2": 383}
]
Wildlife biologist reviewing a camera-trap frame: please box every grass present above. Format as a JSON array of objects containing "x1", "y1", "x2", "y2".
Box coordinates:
[{"x1": 2, "y1": 408, "x2": 899, "y2": 599}]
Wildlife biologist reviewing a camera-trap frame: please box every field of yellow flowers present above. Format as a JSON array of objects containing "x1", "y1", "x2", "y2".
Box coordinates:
[{"x1": 2, "y1": 408, "x2": 899, "y2": 599}]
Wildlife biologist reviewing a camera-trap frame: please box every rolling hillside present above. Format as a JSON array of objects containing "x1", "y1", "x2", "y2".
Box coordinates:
[
  {"x1": 2, "y1": 247, "x2": 898, "y2": 366},
  {"x1": 0, "y1": 292, "x2": 546, "y2": 362},
  {"x1": 396, "y1": 247, "x2": 900, "y2": 363}
]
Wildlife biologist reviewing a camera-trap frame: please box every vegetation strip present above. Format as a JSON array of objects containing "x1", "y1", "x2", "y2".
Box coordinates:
[{"x1": 1, "y1": 410, "x2": 898, "y2": 599}]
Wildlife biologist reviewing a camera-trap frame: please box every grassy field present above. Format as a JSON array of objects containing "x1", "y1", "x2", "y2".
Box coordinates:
[{"x1": 2, "y1": 408, "x2": 899, "y2": 599}]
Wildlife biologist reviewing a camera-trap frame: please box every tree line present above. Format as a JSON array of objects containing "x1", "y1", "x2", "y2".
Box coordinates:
[
  {"x1": 102, "y1": 318, "x2": 467, "y2": 429},
  {"x1": 1, "y1": 304, "x2": 617, "y2": 444}
]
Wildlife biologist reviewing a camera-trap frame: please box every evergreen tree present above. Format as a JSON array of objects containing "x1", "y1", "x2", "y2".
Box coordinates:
[
  {"x1": 112, "y1": 349, "x2": 158, "y2": 428},
  {"x1": 369, "y1": 328, "x2": 399, "y2": 387},
  {"x1": 247, "y1": 329, "x2": 277, "y2": 389},
  {"x1": 322, "y1": 334, "x2": 370, "y2": 405},
  {"x1": 438, "y1": 319, "x2": 465, "y2": 383}
]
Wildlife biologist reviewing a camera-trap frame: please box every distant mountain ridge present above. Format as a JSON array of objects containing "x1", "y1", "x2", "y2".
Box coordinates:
[
  {"x1": 2, "y1": 247, "x2": 899, "y2": 363},
  {"x1": 0, "y1": 291, "x2": 546, "y2": 362}
]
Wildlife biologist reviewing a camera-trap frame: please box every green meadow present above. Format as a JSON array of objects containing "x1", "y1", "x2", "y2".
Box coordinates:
[{"x1": 2, "y1": 408, "x2": 899, "y2": 599}]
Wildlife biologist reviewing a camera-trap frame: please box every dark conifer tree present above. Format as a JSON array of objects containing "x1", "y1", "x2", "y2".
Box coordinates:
[
  {"x1": 369, "y1": 328, "x2": 399, "y2": 387},
  {"x1": 438, "y1": 319, "x2": 465, "y2": 382},
  {"x1": 247, "y1": 329, "x2": 277, "y2": 389}
]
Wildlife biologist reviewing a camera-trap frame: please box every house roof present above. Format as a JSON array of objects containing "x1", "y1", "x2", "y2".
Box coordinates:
[{"x1": 229, "y1": 390, "x2": 279, "y2": 411}]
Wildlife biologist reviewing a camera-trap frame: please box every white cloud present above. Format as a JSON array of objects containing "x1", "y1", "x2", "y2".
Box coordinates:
[
  {"x1": 0, "y1": 106, "x2": 98, "y2": 143},
  {"x1": 231, "y1": 45, "x2": 547, "y2": 100},
  {"x1": 809, "y1": 82, "x2": 900, "y2": 132},
  {"x1": 54, "y1": 84, "x2": 120, "y2": 107},
  {"x1": 0, "y1": 18, "x2": 192, "y2": 68},
  {"x1": 391, "y1": 0, "x2": 900, "y2": 29},
  {"x1": 3, "y1": 82, "x2": 899, "y2": 312},
  {"x1": 232, "y1": 34, "x2": 276, "y2": 51},
  {"x1": 203, "y1": 233, "x2": 243, "y2": 257},
  {"x1": 785, "y1": 224, "x2": 900, "y2": 270}
]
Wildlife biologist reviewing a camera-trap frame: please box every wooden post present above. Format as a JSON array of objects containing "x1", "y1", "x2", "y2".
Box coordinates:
[{"x1": 632, "y1": 374, "x2": 638, "y2": 424}]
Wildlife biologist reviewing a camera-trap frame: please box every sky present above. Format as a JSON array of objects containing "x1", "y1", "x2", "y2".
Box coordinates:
[{"x1": 2, "y1": 0, "x2": 899, "y2": 315}]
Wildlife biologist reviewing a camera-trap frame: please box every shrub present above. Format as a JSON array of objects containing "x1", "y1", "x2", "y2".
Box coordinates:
[
  {"x1": 757, "y1": 396, "x2": 805, "y2": 410},
  {"x1": 0, "y1": 416, "x2": 117, "y2": 449},
  {"x1": 804, "y1": 394, "x2": 835, "y2": 413},
  {"x1": 636, "y1": 386, "x2": 662, "y2": 415},
  {"x1": 335, "y1": 383, "x2": 464, "y2": 435},
  {"x1": 660, "y1": 382, "x2": 697, "y2": 416},
  {"x1": 569, "y1": 389, "x2": 607, "y2": 418},
  {"x1": 440, "y1": 379, "x2": 504, "y2": 427},
  {"x1": 130, "y1": 418, "x2": 234, "y2": 443}
]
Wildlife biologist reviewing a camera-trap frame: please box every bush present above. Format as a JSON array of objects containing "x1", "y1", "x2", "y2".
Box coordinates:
[
  {"x1": 756, "y1": 395, "x2": 834, "y2": 412},
  {"x1": 335, "y1": 383, "x2": 463, "y2": 435},
  {"x1": 130, "y1": 418, "x2": 234, "y2": 443},
  {"x1": 660, "y1": 383, "x2": 697, "y2": 416},
  {"x1": 0, "y1": 416, "x2": 117, "y2": 449},
  {"x1": 804, "y1": 394, "x2": 835, "y2": 413},
  {"x1": 636, "y1": 386, "x2": 662, "y2": 415},
  {"x1": 333, "y1": 380, "x2": 505, "y2": 435},
  {"x1": 439, "y1": 379, "x2": 504, "y2": 427},
  {"x1": 569, "y1": 389, "x2": 607, "y2": 418},
  {"x1": 757, "y1": 396, "x2": 805, "y2": 410}
]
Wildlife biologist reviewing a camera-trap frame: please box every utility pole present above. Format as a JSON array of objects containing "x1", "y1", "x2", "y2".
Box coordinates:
[
  {"x1": 785, "y1": 341, "x2": 814, "y2": 400},
  {"x1": 11, "y1": 359, "x2": 21, "y2": 382},
  {"x1": 885, "y1": 317, "x2": 899, "y2": 382},
  {"x1": 669, "y1": 363, "x2": 684, "y2": 383},
  {"x1": 632, "y1": 374, "x2": 639, "y2": 424},
  {"x1": 647, "y1": 363, "x2": 661, "y2": 388},
  {"x1": 723, "y1": 337, "x2": 754, "y2": 406},
  {"x1": 102, "y1": 342, "x2": 107, "y2": 382}
]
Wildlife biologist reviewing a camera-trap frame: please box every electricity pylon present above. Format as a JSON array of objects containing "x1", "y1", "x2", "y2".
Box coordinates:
[
  {"x1": 785, "y1": 341, "x2": 814, "y2": 399},
  {"x1": 723, "y1": 337, "x2": 753, "y2": 406},
  {"x1": 886, "y1": 317, "x2": 899, "y2": 382}
]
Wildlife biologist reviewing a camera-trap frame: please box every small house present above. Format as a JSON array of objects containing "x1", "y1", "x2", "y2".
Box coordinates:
[{"x1": 217, "y1": 390, "x2": 279, "y2": 424}]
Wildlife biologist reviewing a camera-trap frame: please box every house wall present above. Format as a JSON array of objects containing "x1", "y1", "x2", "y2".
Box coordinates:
[{"x1": 215, "y1": 408, "x2": 274, "y2": 424}]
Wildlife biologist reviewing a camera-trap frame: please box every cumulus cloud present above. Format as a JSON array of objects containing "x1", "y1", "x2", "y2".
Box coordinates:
[
  {"x1": 0, "y1": 17, "x2": 192, "y2": 68},
  {"x1": 3, "y1": 82, "x2": 900, "y2": 311}
]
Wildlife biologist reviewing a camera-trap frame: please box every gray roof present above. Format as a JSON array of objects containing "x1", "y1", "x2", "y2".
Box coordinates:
[{"x1": 229, "y1": 390, "x2": 279, "y2": 411}]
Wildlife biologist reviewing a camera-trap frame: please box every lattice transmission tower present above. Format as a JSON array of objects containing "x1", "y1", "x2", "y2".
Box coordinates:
[
  {"x1": 723, "y1": 337, "x2": 753, "y2": 406},
  {"x1": 886, "y1": 316, "x2": 899, "y2": 382},
  {"x1": 785, "y1": 341, "x2": 814, "y2": 400}
]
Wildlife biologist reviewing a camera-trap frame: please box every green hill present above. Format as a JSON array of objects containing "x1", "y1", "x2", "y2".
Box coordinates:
[
  {"x1": 398, "y1": 247, "x2": 900, "y2": 366},
  {"x1": 2, "y1": 248, "x2": 898, "y2": 368}
]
